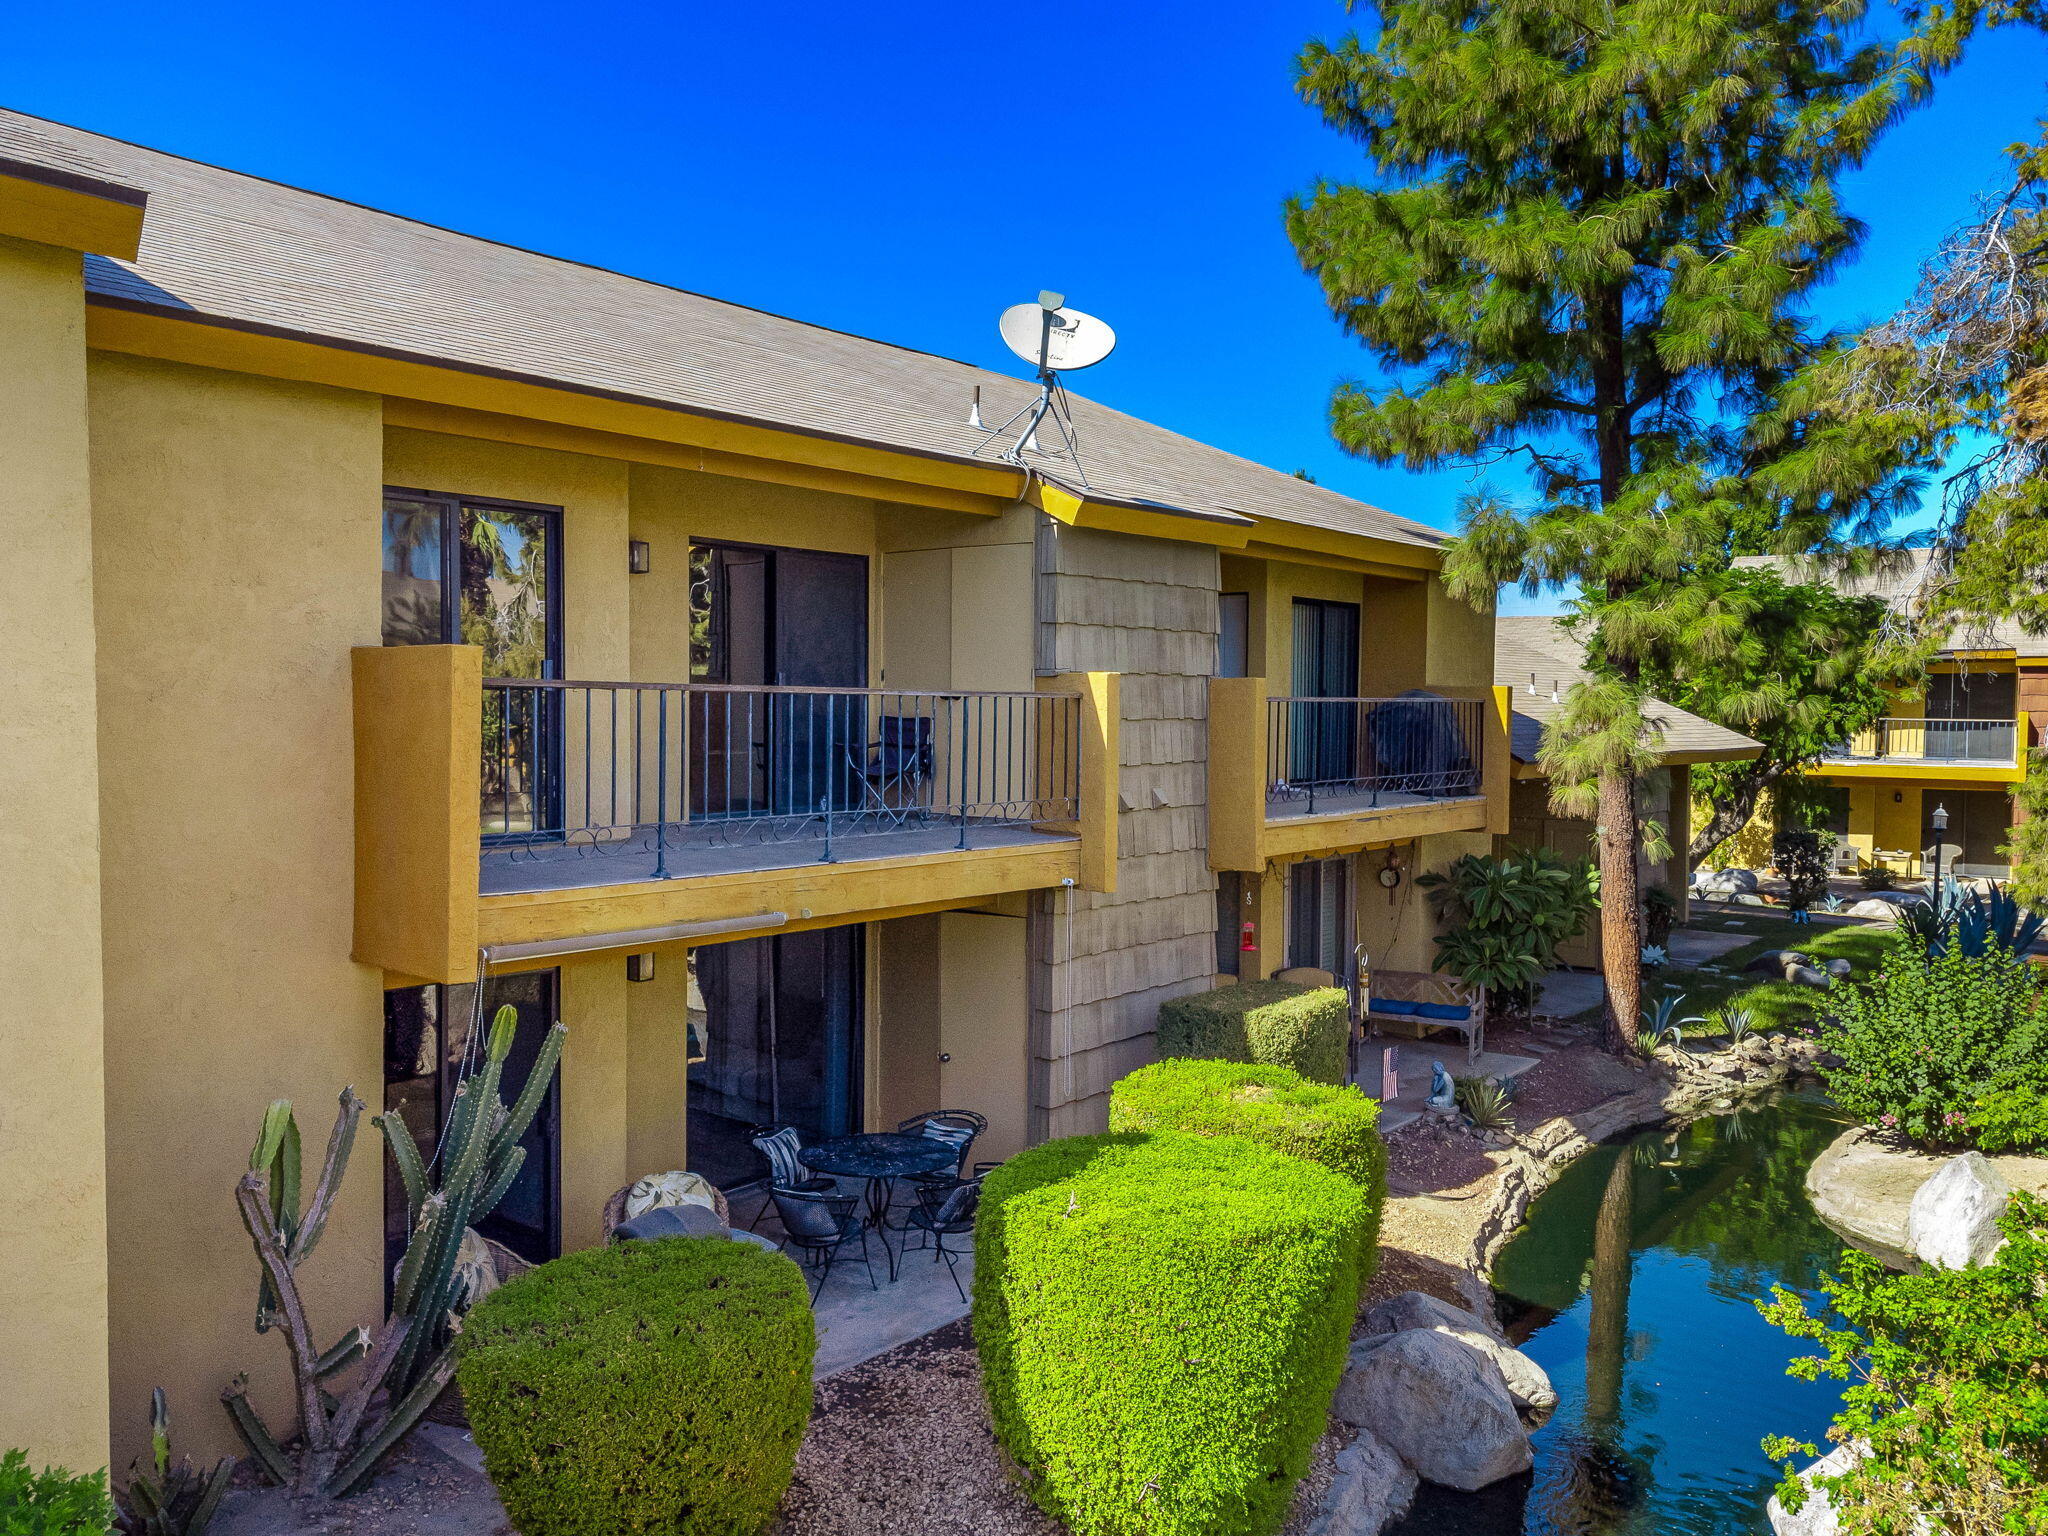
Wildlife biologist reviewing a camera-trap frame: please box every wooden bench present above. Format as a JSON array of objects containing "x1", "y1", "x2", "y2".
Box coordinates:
[{"x1": 1360, "y1": 967, "x2": 1486, "y2": 1066}]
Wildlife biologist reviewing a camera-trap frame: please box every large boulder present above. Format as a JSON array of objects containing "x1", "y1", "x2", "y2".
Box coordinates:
[
  {"x1": 1333, "y1": 1329, "x2": 1532, "y2": 1491},
  {"x1": 1696, "y1": 868, "x2": 1759, "y2": 896},
  {"x1": 1302, "y1": 1428, "x2": 1418, "y2": 1536},
  {"x1": 1767, "y1": 1443, "x2": 1857, "y2": 1536},
  {"x1": 1360, "y1": 1291, "x2": 1557, "y2": 1420},
  {"x1": 1807, "y1": 1126, "x2": 2048, "y2": 1268},
  {"x1": 1907, "y1": 1153, "x2": 2012, "y2": 1269},
  {"x1": 1845, "y1": 899, "x2": 1903, "y2": 920}
]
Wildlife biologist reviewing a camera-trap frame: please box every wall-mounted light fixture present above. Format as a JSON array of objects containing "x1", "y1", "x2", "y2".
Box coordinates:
[
  {"x1": 628, "y1": 539, "x2": 651, "y2": 575},
  {"x1": 626, "y1": 952, "x2": 656, "y2": 983}
]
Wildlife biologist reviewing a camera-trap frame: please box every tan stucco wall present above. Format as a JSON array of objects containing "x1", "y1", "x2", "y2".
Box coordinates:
[
  {"x1": 89, "y1": 352, "x2": 386, "y2": 1467},
  {"x1": 0, "y1": 237, "x2": 111, "y2": 1474},
  {"x1": 557, "y1": 956, "x2": 630, "y2": 1254},
  {"x1": 1425, "y1": 581, "x2": 1495, "y2": 689}
]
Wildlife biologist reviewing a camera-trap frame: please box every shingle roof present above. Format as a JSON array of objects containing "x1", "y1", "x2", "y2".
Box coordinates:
[
  {"x1": 1732, "y1": 550, "x2": 2043, "y2": 655},
  {"x1": 0, "y1": 107, "x2": 1445, "y2": 551},
  {"x1": 1494, "y1": 616, "x2": 1760, "y2": 766}
]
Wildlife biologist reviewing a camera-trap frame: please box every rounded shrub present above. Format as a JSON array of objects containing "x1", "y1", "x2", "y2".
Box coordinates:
[
  {"x1": 974, "y1": 1131, "x2": 1369, "y2": 1536},
  {"x1": 1108, "y1": 1059, "x2": 1386, "y2": 1279},
  {"x1": 1156, "y1": 980, "x2": 1350, "y2": 1084},
  {"x1": 456, "y1": 1236, "x2": 815, "y2": 1536}
]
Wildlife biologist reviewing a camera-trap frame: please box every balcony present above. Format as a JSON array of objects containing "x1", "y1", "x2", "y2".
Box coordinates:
[
  {"x1": 1817, "y1": 716, "x2": 2025, "y2": 782},
  {"x1": 353, "y1": 647, "x2": 1117, "y2": 982},
  {"x1": 1208, "y1": 679, "x2": 1508, "y2": 870}
]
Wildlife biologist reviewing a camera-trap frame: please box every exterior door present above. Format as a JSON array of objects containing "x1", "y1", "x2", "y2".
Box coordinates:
[
  {"x1": 1287, "y1": 857, "x2": 1354, "y2": 975},
  {"x1": 689, "y1": 541, "x2": 868, "y2": 821},
  {"x1": 1290, "y1": 599, "x2": 1361, "y2": 787},
  {"x1": 381, "y1": 970, "x2": 562, "y2": 1280},
  {"x1": 686, "y1": 926, "x2": 865, "y2": 1188},
  {"x1": 938, "y1": 912, "x2": 1029, "y2": 1163}
]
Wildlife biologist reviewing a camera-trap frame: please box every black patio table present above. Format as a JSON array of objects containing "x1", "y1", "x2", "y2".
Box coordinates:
[{"x1": 801, "y1": 1132, "x2": 959, "y2": 1281}]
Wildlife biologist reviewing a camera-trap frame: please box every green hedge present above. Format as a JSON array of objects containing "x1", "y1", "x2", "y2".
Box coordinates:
[
  {"x1": 1156, "y1": 980, "x2": 1350, "y2": 1085},
  {"x1": 974, "y1": 1131, "x2": 1369, "y2": 1536},
  {"x1": 1108, "y1": 1059, "x2": 1386, "y2": 1280},
  {"x1": 456, "y1": 1237, "x2": 814, "y2": 1536}
]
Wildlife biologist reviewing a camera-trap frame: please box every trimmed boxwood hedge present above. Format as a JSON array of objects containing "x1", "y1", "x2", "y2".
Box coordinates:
[
  {"x1": 1156, "y1": 980, "x2": 1350, "y2": 1085},
  {"x1": 1108, "y1": 1059, "x2": 1386, "y2": 1280},
  {"x1": 974, "y1": 1131, "x2": 1369, "y2": 1536},
  {"x1": 456, "y1": 1237, "x2": 814, "y2": 1536}
]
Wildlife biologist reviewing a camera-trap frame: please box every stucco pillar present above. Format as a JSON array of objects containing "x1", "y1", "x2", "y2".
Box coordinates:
[{"x1": 0, "y1": 234, "x2": 111, "y2": 1472}]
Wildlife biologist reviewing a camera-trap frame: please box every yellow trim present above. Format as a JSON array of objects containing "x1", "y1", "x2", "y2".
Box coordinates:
[
  {"x1": 1031, "y1": 478, "x2": 1252, "y2": 549},
  {"x1": 1244, "y1": 516, "x2": 1442, "y2": 573},
  {"x1": 477, "y1": 840, "x2": 1083, "y2": 954},
  {"x1": 85, "y1": 303, "x2": 1028, "y2": 500},
  {"x1": 380, "y1": 399, "x2": 1014, "y2": 517},
  {"x1": 351, "y1": 645, "x2": 481, "y2": 980},
  {"x1": 1811, "y1": 761, "x2": 2025, "y2": 786},
  {"x1": 1930, "y1": 653, "x2": 2016, "y2": 672},
  {"x1": 1042, "y1": 671, "x2": 1120, "y2": 894},
  {"x1": 1259, "y1": 795, "x2": 1491, "y2": 861},
  {"x1": 0, "y1": 171, "x2": 144, "y2": 259}
]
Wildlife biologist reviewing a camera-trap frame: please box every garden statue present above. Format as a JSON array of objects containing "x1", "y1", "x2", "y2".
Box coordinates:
[{"x1": 1427, "y1": 1059, "x2": 1455, "y2": 1112}]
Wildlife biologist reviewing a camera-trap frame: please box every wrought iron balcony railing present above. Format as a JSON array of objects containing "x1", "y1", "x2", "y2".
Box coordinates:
[
  {"x1": 1264, "y1": 694, "x2": 1485, "y2": 816},
  {"x1": 1826, "y1": 716, "x2": 2019, "y2": 766},
  {"x1": 479, "y1": 679, "x2": 1082, "y2": 877}
]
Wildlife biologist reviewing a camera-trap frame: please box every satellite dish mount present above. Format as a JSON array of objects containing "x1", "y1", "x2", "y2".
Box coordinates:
[{"x1": 973, "y1": 291, "x2": 1116, "y2": 486}]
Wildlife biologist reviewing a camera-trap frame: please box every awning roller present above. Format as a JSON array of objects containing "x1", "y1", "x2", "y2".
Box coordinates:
[{"x1": 479, "y1": 911, "x2": 789, "y2": 967}]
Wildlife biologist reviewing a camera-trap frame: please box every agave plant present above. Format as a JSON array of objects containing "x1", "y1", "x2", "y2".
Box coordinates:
[
  {"x1": 1894, "y1": 879, "x2": 2045, "y2": 959},
  {"x1": 115, "y1": 1389, "x2": 231, "y2": 1536},
  {"x1": 1638, "y1": 987, "x2": 1704, "y2": 1056},
  {"x1": 1711, "y1": 1004, "x2": 1758, "y2": 1047},
  {"x1": 1641, "y1": 943, "x2": 1669, "y2": 967},
  {"x1": 1453, "y1": 1074, "x2": 1516, "y2": 1130},
  {"x1": 224, "y1": 1005, "x2": 565, "y2": 1499}
]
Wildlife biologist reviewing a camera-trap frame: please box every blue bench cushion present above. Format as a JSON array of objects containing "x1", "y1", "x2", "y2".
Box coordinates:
[
  {"x1": 1368, "y1": 998, "x2": 1420, "y2": 1017},
  {"x1": 1411, "y1": 1001, "x2": 1473, "y2": 1023}
]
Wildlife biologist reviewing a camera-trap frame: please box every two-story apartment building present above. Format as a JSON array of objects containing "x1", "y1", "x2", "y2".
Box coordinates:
[
  {"x1": 1734, "y1": 551, "x2": 2040, "y2": 880},
  {"x1": 0, "y1": 108, "x2": 1508, "y2": 1473}
]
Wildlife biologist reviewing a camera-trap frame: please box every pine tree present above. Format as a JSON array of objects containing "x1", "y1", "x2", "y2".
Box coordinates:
[{"x1": 1287, "y1": 0, "x2": 1975, "y2": 1049}]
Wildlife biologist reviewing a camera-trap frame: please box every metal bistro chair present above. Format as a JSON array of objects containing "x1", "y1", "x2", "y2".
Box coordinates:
[
  {"x1": 897, "y1": 1110, "x2": 987, "y2": 1203},
  {"x1": 770, "y1": 1186, "x2": 877, "y2": 1300},
  {"x1": 847, "y1": 714, "x2": 935, "y2": 828},
  {"x1": 745, "y1": 1125, "x2": 835, "y2": 1233},
  {"x1": 902, "y1": 1175, "x2": 983, "y2": 1302}
]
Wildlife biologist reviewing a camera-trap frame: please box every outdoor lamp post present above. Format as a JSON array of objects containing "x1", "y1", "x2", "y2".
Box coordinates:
[{"x1": 1932, "y1": 802, "x2": 1949, "y2": 891}]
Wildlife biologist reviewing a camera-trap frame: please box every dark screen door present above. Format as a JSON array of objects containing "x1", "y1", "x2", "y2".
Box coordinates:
[
  {"x1": 1291, "y1": 599, "x2": 1361, "y2": 786},
  {"x1": 689, "y1": 542, "x2": 868, "y2": 818}
]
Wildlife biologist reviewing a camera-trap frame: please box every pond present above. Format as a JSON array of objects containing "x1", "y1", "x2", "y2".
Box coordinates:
[{"x1": 1387, "y1": 1090, "x2": 1853, "y2": 1536}]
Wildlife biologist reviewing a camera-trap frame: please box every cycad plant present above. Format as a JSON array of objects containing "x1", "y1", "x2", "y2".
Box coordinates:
[
  {"x1": 224, "y1": 1005, "x2": 564, "y2": 1499},
  {"x1": 1420, "y1": 847, "x2": 1598, "y2": 1019}
]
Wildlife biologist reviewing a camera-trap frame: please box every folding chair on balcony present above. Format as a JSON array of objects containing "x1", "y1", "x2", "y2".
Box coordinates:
[{"x1": 844, "y1": 714, "x2": 935, "y2": 828}]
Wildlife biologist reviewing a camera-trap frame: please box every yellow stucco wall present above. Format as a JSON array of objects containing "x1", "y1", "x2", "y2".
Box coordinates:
[
  {"x1": 88, "y1": 352, "x2": 387, "y2": 1467},
  {"x1": 0, "y1": 236, "x2": 111, "y2": 1474},
  {"x1": 1425, "y1": 580, "x2": 1495, "y2": 689}
]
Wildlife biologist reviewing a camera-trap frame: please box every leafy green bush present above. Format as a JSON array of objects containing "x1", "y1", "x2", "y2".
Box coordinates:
[
  {"x1": 1107, "y1": 1059, "x2": 1386, "y2": 1275},
  {"x1": 1760, "y1": 1194, "x2": 2048, "y2": 1534},
  {"x1": 1771, "y1": 829, "x2": 1834, "y2": 913},
  {"x1": 1818, "y1": 929, "x2": 2048, "y2": 1147},
  {"x1": 457, "y1": 1237, "x2": 814, "y2": 1536},
  {"x1": 1643, "y1": 884, "x2": 1678, "y2": 947},
  {"x1": 1156, "y1": 980, "x2": 1349, "y2": 1085},
  {"x1": 1967, "y1": 1084, "x2": 2048, "y2": 1153},
  {"x1": 1418, "y1": 847, "x2": 1597, "y2": 1014},
  {"x1": 0, "y1": 1452, "x2": 112, "y2": 1535},
  {"x1": 975, "y1": 1132, "x2": 1368, "y2": 1536}
]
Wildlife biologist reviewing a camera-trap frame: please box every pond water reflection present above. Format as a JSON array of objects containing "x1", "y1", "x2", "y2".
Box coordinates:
[{"x1": 1387, "y1": 1090, "x2": 1852, "y2": 1536}]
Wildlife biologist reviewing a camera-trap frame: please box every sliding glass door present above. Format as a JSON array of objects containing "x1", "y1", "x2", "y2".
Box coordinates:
[
  {"x1": 1290, "y1": 598, "x2": 1361, "y2": 787},
  {"x1": 686, "y1": 926, "x2": 865, "y2": 1189}
]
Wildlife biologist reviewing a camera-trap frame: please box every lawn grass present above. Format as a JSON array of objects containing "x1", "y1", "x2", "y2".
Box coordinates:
[{"x1": 1574, "y1": 909, "x2": 1901, "y2": 1040}]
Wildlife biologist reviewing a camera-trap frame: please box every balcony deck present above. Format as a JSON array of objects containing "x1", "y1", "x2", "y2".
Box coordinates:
[
  {"x1": 479, "y1": 820, "x2": 1077, "y2": 896},
  {"x1": 1264, "y1": 786, "x2": 1480, "y2": 823}
]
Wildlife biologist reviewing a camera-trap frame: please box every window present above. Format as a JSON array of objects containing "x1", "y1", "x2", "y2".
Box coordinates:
[
  {"x1": 380, "y1": 490, "x2": 562, "y2": 679},
  {"x1": 1214, "y1": 871, "x2": 1248, "y2": 976},
  {"x1": 1286, "y1": 857, "x2": 1353, "y2": 975},
  {"x1": 1217, "y1": 593, "x2": 1249, "y2": 677}
]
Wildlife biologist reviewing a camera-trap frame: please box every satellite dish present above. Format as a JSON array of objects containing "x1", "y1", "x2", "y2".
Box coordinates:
[{"x1": 999, "y1": 300, "x2": 1117, "y2": 373}]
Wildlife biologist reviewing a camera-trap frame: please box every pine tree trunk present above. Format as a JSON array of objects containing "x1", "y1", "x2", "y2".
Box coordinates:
[
  {"x1": 1596, "y1": 767, "x2": 1642, "y2": 1052},
  {"x1": 1583, "y1": 1146, "x2": 1634, "y2": 1429}
]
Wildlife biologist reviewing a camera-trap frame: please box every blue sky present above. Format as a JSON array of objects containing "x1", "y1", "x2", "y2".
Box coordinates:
[{"x1": 5, "y1": 2, "x2": 2043, "y2": 615}]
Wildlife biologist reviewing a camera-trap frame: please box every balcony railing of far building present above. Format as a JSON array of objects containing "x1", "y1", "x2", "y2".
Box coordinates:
[{"x1": 1827, "y1": 716, "x2": 2020, "y2": 766}]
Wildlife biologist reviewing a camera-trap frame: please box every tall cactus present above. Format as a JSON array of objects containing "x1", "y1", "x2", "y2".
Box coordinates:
[{"x1": 224, "y1": 1005, "x2": 566, "y2": 1500}]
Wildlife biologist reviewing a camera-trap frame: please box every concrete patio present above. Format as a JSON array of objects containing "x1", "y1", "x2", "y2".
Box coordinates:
[{"x1": 1354, "y1": 1038, "x2": 1542, "y2": 1132}]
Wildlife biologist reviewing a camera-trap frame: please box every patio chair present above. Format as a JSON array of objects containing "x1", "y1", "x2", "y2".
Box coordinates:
[
  {"x1": 744, "y1": 1125, "x2": 835, "y2": 1233},
  {"x1": 601, "y1": 1171, "x2": 731, "y2": 1240},
  {"x1": 769, "y1": 1186, "x2": 876, "y2": 1299},
  {"x1": 902, "y1": 1175, "x2": 982, "y2": 1302},
  {"x1": 843, "y1": 714, "x2": 935, "y2": 827},
  {"x1": 897, "y1": 1110, "x2": 987, "y2": 1196}
]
